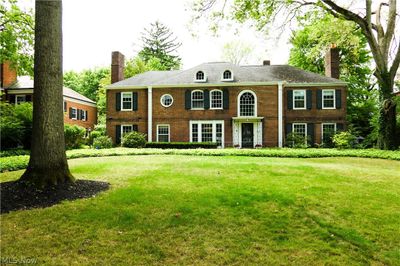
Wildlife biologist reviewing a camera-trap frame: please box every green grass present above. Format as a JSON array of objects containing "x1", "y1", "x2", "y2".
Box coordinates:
[
  {"x1": 1, "y1": 147, "x2": 400, "y2": 172},
  {"x1": 1, "y1": 155, "x2": 400, "y2": 265}
]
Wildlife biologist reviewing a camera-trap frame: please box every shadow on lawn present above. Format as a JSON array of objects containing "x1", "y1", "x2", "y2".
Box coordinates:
[{"x1": 0, "y1": 179, "x2": 110, "y2": 214}]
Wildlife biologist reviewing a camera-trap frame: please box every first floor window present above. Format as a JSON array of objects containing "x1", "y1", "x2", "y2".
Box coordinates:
[
  {"x1": 293, "y1": 123, "x2": 306, "y2": 138},
  {"x1": 322, "y1": 90, "x2": 335, "y2": 109},
  {"x1": 121, "y1": 92, "x2": 133, "y2": 110},
  {"x1": 157, "y1": 125, "x2": 170, "y2": 142},
  {"x1": 81, "y1": 110, "x2": 87, "y2": 121},
  {"x1": 71, "y1": 108, "x2": 77, "y2": 120},
  {"x1": 121, "y1": 125, "x2": 133, "y2": 136},
  {"x1": 15, "y1": 95, "x2": 26, "y2": 104},
  {"x1": 210, "y1": 90, "x2": 223, "y2": 109},
  {"x1": 190, "y1": 120, "x2": 224, "y2": 147},
  {"x1": 322, "y1": 123, "x2": 336, "y2": 144},
  {"x1": 293, "y1": 90, "x2": 306, "y2": 109}
]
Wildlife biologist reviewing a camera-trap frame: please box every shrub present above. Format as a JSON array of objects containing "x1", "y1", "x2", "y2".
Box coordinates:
[
  {"x1": 121, "y1": 131, "x2": 146, "y2": 148},
  {"x1": 145, "y1": 142, "x2": 218, "y2": 149},
  {"x1": 92, "y1": 136, "x2": 113, "y2": 149},
  {"x1": 285, "y1": 133, "x2": 310, "y2": 148},
  {"x1": 332, "y1": 131, "x2": 357, "y2": 149},
  {"x1": 88, "y1": 130, "x2": 104, "y2": 145},
  {"x1": 0, "y1": 149, "x2": 30, "y2": 157},
  {"x1": 93, "y1": 124, "x2": 106, "y2": 135},
  {"x1": 64, "y1": 124, "x2": 86, "y2": 149}
]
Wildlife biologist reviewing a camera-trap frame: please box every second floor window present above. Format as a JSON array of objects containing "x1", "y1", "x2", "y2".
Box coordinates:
[
  {"x1": 210, "y1": 90, "x2": 223, "y2": 109},
  {"x1": 322, "y1": 90, "x2": 335, "y2": 109},
  {"x1": 293, "y1": 90, "x2": 306, "y2": 109},
  {"x1": 191, "y1": 90, "x2": 204, "y2": 109},
  {"x1": 239, "y1": 91, "x2": 255, "y2": 117},
  {"x1": 121, "y1": 92, "x2": 133, "y2": 110}
]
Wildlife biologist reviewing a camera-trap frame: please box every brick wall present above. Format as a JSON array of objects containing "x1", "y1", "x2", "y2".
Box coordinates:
[
  {"x1": 64, "y1": 100, "x2": 97, "y2": 129},
  {"x1": 1, "y1": 62, "x2": 17, "y2": 88}
]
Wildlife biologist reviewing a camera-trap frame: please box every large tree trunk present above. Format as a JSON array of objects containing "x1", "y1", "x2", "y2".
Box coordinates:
[
  {"x1": 377, "y1": 72, "x2": 397, "y2": 150},
  {"x1": 20, "y1": 0, "x2": 74, "y2": 187}
]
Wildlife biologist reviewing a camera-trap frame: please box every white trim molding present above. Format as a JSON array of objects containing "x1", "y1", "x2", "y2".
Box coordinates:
[
  {"x1": 322, "y1": 89, "x2": 336, "y2": 109},
  {"x1": 189, "y1": 120, "x2": 225, "y2": 148},
  {"x1": 156, "y1": 124, "x2": 170, "y2": 142},
  {"x1": 121, "y1": 91, "x2": 133, "y2": 111},
  {"x1": 210, "y1": 89, "x2": 223, "y2": 110},
  {"x1": 237, "y1": 90, "x2": 257, "y2": 117},
  {"x1": 292, "y1": 89, "x2": 306, "y2": 110}
]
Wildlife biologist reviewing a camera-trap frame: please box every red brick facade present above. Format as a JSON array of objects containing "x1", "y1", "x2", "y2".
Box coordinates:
[
  {"x1": 106, "y1": 85, "x2": 347, "y2": 147},
  {"x1": 63, "y1": 99, "x2": 97, "y2": 130}
]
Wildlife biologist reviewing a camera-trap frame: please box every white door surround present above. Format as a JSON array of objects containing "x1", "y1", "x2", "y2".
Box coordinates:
[{"x1": 232, "y1": 117, "x2": 263, "y2": 148}]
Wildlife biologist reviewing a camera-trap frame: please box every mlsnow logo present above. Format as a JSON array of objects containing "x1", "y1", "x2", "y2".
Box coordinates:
[{"x1": 1, "y1": 256, "x2": 37, "y2": 264}]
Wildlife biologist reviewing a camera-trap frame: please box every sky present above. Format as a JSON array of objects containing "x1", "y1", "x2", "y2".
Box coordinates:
[{"x1": 20, "y1": 0, "x2": 292, "y2": 72}]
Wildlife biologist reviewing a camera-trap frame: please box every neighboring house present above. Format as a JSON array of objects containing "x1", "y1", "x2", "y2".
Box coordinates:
[
  {"x1": 106, "y1": 49, "x2": 347, "y2": 148},
  {"x1": 0, "y1": 62, "x2": 97, "y2": 131}
]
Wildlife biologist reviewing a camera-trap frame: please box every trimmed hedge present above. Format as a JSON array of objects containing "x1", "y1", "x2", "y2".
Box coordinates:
[
  {"x1": 1, "y1": 148, "x2": 399, "y2": 173},
  {"x1": 145, "y1": 142, "x2": 218, "y2": 149},
  {"x1": 0, "y1": 149, "x2": 30, "y2": 157}
]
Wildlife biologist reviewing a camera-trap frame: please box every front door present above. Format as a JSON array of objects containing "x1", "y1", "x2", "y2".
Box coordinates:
[{"x1": 241, "y1": 123, "x2": 254, "y2": 148}]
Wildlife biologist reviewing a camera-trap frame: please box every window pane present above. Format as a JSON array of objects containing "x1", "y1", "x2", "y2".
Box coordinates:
[
  {"x1": 192, "y1": 124, "x2": 198, "y2": 142},
  {"x1": 293, "y1": 124, "x2": 306, "y2": 138},
  {"x1": 158, "y1": 125, "x2": 169, "y2": 142},
  {"x1": 122, "y1": 125, "x2": 132, "y2": 136},
  {"x1": 201, "y1": 124, "x2": 213, "y2": 142},
  {"x1": 161, "y1": 94, "x2": 173, "y2": 107},
  {"x1": 216, "y1": 123, "x2": 222, "y2": 146},
  {"x1": 192, "y1": 91, "x2": 204, "y2": 109},
  {"x1": 196, "y1": 71, "x2": 204, "y2": 80},
  {"x1": 323, "y1": 90, "x2": 334, "y2": 108},
  {"x1": 294, "y1": 90, "x2": 305, "y2": 108},
  {"x1": 240, "y1": 92, "x2": 255, "y2": 116},
  {"x1": 211, "y1": 90, "x2": 222, "y2": 109},
  {"x1": 223, "y1": 70, "x2": 231, "y2": 80}
]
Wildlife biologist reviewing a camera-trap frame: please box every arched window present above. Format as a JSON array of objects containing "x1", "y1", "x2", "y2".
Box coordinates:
[
  {"x1": 210, "y1": 90, "x2": 223, "y2": 109},
  {"x1": 191, "y1": 90, "x2": 204, "y2": 109},
  {"x1": 239, "y1": 91, "x2": 256, "y2": 117},
  {"x1": 195, "y1": 71, "x2": 206, "y2": 81},
  {"x1": 222, "y1": 70, "x2": 233, "y2": 81}
]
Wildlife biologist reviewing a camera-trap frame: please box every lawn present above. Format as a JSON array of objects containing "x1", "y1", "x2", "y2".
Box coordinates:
[{"x1": 1, "y1": 155, "x2": 399, "y2": 265}]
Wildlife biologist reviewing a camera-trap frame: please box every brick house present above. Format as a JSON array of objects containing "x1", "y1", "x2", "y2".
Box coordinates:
[
  {"x1": 1, "y1": 62, "x2": 97, "y2": 130},
  {"x1": 106, "y1": 49, "x2": 346, "y2": 148}
]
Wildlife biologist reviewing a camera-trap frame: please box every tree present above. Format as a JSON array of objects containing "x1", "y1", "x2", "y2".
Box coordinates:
[
  {"x1": 138, "y1": 21, "x2": 182, "y2": 70},
  {"x1": 289, "y1": 14, "x2": 377, "y2": 143},
  {"x1": 193, "y1": 0, "x2": 400, "y2": 149},
  {"x1": 0, "y1": 0, "x2": 34, "y2": 76},
  {"x1": 20, "y1": 0, "x2": 74, "y2": 186},
  {"x1": 221, "y1": 40, "x2": 254, "y2": 65}
]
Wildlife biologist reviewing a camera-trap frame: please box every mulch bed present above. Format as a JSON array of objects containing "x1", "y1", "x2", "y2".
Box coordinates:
[{"x1": 1, "y1": 180, "x2": 110, "y2": 214}]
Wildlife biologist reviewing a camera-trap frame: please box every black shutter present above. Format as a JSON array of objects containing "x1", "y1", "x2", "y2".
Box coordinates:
[
  {"x1": 116, "y1": 125, "x2": 121, "y2": 144},
  {"x1": 9, "y1": 95, "x2": 15, "y2": 104},
  {"x1": 223, "y1": 89, "x2": 229, "y2": 109},
  {"x1": 185, "y1": 90, "x2": 191, "y2": 109},
  {"x1": 307, "y1": 123, "x2": 315, "y2": 146},
  {"x1": 69, "y1": 107, "x2": 73, "y2": 119},
  {"x1": 306, "y1": 90, "x2": 312, "y2": 109},
  {"x1": 132, "y1": 125, "x2": 138, "y2": 132},
  {"x1": 287, "y1": 90, "x2": 293, "y2": 110},
  {"x1": 116, "y1": 92, "x2": 121, "y2": 111},
  {"x1": 204, "y1": 90, "x2": 209, "y2": 109},
  {"x1": 335, "y1": 89, "x2": 342, "y2": 109},
  {"x1": 133, "y1": 92, "x2": 138, "y2": 111},
  {"x1": 286, "y1": 123, "x2": 292, "y2": 135},
  {"x1": 26, "y1": 95, "x2": 32, "y2": 102},
  {"x1": 317, "y1": 89, "x2": 322, "y2": 109},
  {"x1": 85, "y1": 110, "x2": 88, "y2": 121},
  {"x1": 337, "y1": 123, "x2": 344, "y2": 132}
]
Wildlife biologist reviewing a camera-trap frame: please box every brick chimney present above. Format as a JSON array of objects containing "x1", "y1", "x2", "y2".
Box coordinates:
[
  {"x1": 263, "y1": 60, "x2": 271, "y2": 66},
  {"x1": 0, "y1": 61, "x2": 17, "y2": 88},
  {"x1": 111, "y1": 51, "x2": 125, "y2": 84},
  {"x1": 325, "y1": 45, "x2": 340, "y2": 79}
]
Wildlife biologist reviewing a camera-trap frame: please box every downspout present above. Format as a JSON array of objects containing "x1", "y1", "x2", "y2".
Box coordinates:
[
  {"x1": 278, "y1": 82, "x2": 284, "y2": 148},
  {"x1": 147, "y1": 86, "x2": 152, "y2": 142}
]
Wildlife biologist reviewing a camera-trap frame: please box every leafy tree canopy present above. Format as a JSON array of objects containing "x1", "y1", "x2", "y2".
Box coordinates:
[
  {"x1": 0, "y1": 0, "x2": 34, "y2": 76},
  {"x1": 138, "y1": 21, "x2": 182, "y2": 70}
]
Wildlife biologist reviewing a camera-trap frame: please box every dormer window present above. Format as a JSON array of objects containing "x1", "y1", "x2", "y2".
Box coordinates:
[
  {"x1": 222, "y1": 70, "x2": 233, "y2": 81},
  {"x1": 195, "y1": 71, "x2": 206, "y2": 82}
]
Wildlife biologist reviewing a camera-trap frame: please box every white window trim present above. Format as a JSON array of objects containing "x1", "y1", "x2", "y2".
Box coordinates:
[
  {"x1": 292, "y1": 123, "x2": 307, "y2": 143},
  {"x1": 189, "y1": 120, "x2": 225, "y2": 148},
  {"x1": 210, "y1": 89, "x2": 223, "y2": 110},
  {"x1": 293, "y1": 89, "x2": 306, "y2": 110},
  {"x1": 121, "y1": 124, "x2": 133, "y2": 137},
  {"x1": 121, "y1": 92, "x2": 133, "y2": 111},
  {"x1": 237, "y1": 90, "x2": 257, "y2": 117},
  {"x1": 322, "y1": 89, "x2": 336, "y2": 109},
  {"x1": 15, "y1": 95, "x2": 26, "y2": 104},
  {"x1": 81, "y1": 110, "x2": 87, "y2": 121},
  {"x1": 71, "y1": 107, "x2": 77, "y2": 120},
  {"x1": 156, "y1": 124, "x2": 170, "y2": 142},
  {"x1": 221, "y1": 70, "x2": 234, "y2": 81},
  {"x1": 191, "y1": 89, "x2": 205, "y2": 110},
  {"x1": 160, "y1": 94, "x2": 173, "y2": 108},
  {"x1": 194, "y1": 71, "x2": 207, "y2": 82},
  {"x1": 321, "y1": 123, "x2": 336, "y2": 143}
]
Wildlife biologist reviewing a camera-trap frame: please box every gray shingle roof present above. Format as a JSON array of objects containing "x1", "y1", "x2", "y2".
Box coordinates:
[
  {"x1": 7, "y1": 76, "x2": 96, "y2": 104},
  {"x1": 108, "y1": 62, "x2": 345, "y2": 88}
]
